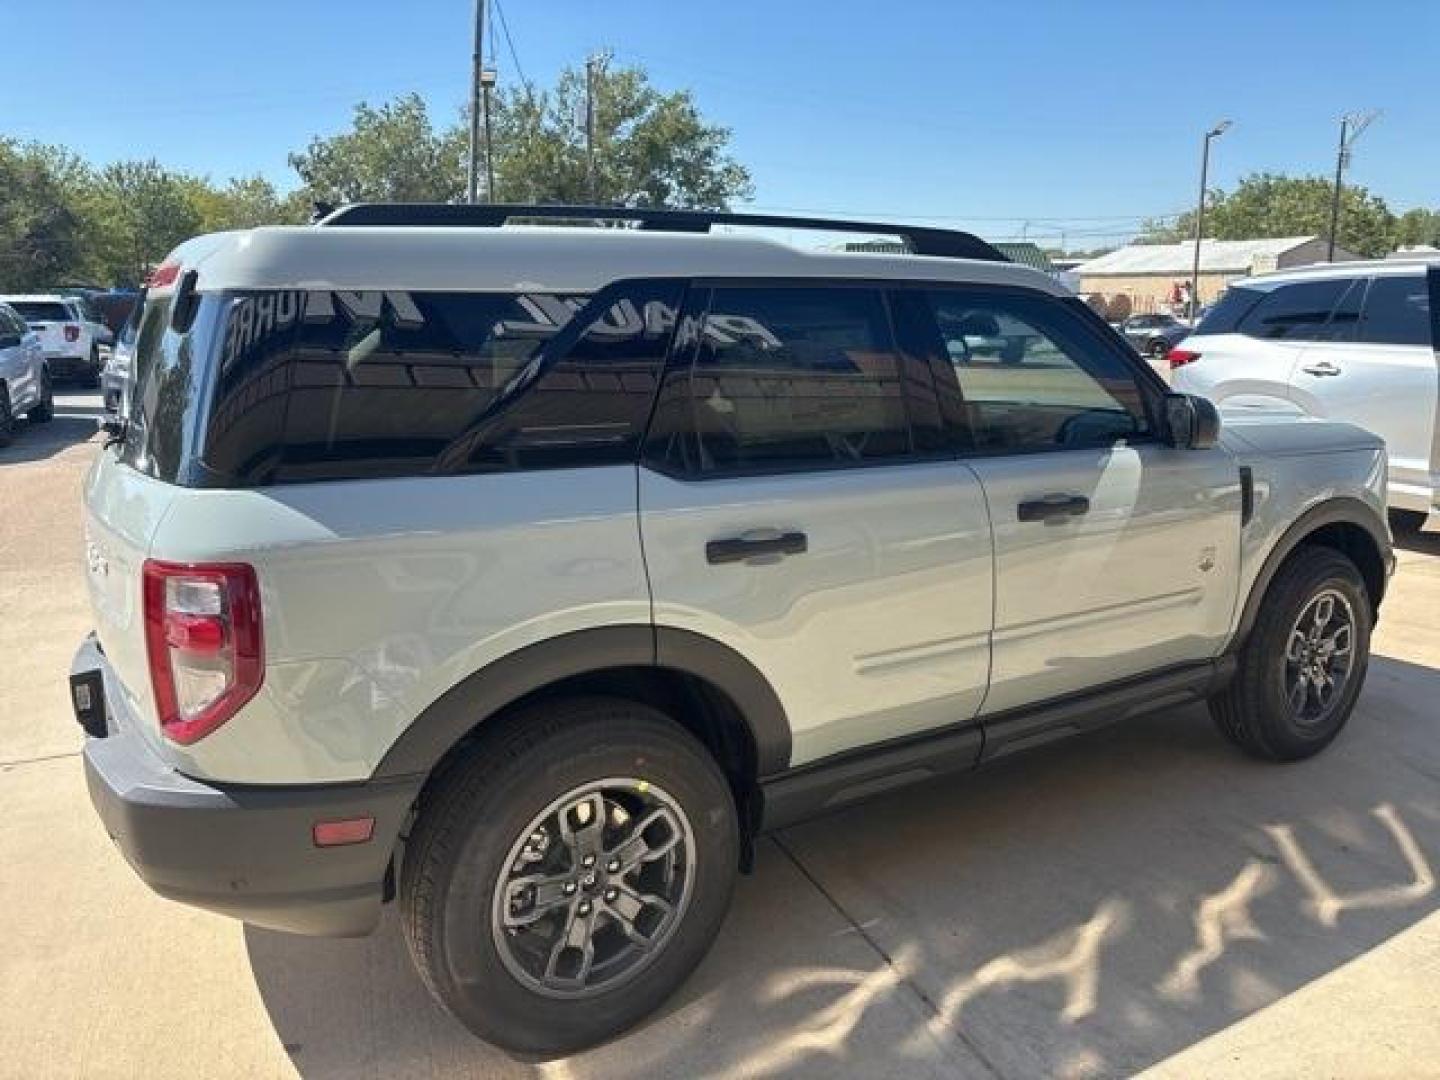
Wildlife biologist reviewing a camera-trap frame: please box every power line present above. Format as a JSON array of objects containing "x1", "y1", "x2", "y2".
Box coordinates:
[{"x1": 492, "y1": 0, "x2": 534, "y2": 100}]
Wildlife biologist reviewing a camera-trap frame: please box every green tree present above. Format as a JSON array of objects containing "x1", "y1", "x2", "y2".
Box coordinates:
[
  {"x1": 1142, "y1": 173, "x2": 1398, "y2": 258},
  {"x1": 0, "y1": 140, "x2": 87, "y2": 289},
  {"x1": 489, "y1": 54, "x2": 752, "y2": 208},
  {"x1": 75, "y1": 161, "x2": 206, "y2": 286},
  {"x1": 288, "y1": 93, "x2": 468, "y2": 204},
  {"x1": 1394, "y1": 207, "x2": 1440, "y2": 248},
  {"x1": 184, "y1": 175, "x2": 310, "y2": 233}
]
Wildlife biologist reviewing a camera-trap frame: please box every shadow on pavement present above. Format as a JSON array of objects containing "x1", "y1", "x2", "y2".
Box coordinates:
[
  {"x1": 1394, "y1": 526, "x2": 1440, "y2": 557},
  {"x1": 246, "y1": 653, "x2": 1440, "y2": 1079},
  {"x1": 0, "y1": 399, "x2": 101, "y2": 465}
]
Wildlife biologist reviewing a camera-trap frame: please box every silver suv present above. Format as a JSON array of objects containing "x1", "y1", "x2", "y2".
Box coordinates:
[{"x1": 72, "y1": 205, "x2": 1393, "y2": 1055}]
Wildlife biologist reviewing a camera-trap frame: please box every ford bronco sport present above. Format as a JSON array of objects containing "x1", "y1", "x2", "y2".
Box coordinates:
[{"x1": 72, "y1": 205, "x2": 1393, "y2": 1055}]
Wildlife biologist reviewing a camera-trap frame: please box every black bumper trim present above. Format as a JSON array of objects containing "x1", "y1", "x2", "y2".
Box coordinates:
[{"x1": 74, "y1": 636, "x2": 423, "y2": 937}]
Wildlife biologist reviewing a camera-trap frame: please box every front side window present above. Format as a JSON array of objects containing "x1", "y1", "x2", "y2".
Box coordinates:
[
  {"x1": 1359, "y1": 275, "x2": 1431, "y2": 346},
  {"x1": 683, "y1": 286, "x2": 912, "y2": 473},
  {"x1": 1236, "y1": 279, "x2": 1354, "y2": 341},
  {"x1": 924, "y1": 290, "x2": 1151, "y2": 452}
]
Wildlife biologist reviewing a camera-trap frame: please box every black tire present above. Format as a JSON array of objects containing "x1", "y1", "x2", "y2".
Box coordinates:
[
  {"x1": 1148, "y1": 337, "x2": 1170, "y2": 360},
  {"x1": 1211, "y1": 546, "x2": 1371, "y2": 761},
  {"x1": 88, "y1": 346, "x2": 102, "y2": 388},
  {"x1": 1388, "y1": 508, "x2": 1429, "y2": 536},
  {"x1": 0, "y1": 385, "x2": 14, "y2": 448},
  {"x1": 400, "y1": 697, "x2": 739, "y2": 1056},
  {"x1": 27, "y1": 369, "x2": 54, "y2": 423}
]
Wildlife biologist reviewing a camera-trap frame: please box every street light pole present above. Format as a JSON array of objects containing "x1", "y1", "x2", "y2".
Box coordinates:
[
  {"x1": 467, "y1": 0, "x2": 488, "y2": 204},
  {"x1": 1327, "y1": 110, "x2": 1379, "y2": 261},
  {"x1": 1190, "y1": 120, "x2": 1231, "y2": 321}
]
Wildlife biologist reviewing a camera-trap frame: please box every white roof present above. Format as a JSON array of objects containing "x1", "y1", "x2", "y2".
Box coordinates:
[
  {"x1": 157, "y1": 225, "x2": 1066, "y2": 297},
  {"x1": 1075, "y1": 237, "x2": 1322, "y2": 276},
  {"x1": 1241, "y1": 253, "x2": 1440, "y2": 288}
]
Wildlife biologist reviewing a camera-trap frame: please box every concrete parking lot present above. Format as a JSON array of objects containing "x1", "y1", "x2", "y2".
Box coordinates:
[{"x1": 2, "y1": 390, "x2": 1438, "y2": 1079}]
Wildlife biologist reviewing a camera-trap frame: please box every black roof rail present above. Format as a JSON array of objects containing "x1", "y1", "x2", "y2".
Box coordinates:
[{"x1": 314, "y1": 203, "x2": 1009, "y2": 263}]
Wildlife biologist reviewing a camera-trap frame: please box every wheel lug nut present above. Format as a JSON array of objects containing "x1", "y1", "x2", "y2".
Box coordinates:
[
  {"x1": 606, "y1": 859, "x2": 620, "y2": 873},
  {"x1": 604, "y1": 887, "x2": 618, "y2": 902},
  {"x1": 578, "y1": 901, "x2": 592, "y2": 916},
  {"x1": 582, "y1": 854, "x2": 596, "y2": 868},
  {"x1": 563, "y1": 882, "x2": 577, "y2": 895}
]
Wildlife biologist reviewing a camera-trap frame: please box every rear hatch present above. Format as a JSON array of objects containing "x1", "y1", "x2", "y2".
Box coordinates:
[{"x1": 11, "y1": 300, "x2": 80, "y2": 354}]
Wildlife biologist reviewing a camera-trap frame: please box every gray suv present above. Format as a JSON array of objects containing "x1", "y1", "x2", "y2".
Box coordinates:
[{"x1": 72, "y1": 205, "x2": 1392, "y2": 1055}]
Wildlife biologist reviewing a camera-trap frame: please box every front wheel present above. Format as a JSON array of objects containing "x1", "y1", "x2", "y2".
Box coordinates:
[
  {"x1": 28, "y1": 370, "x2": 54, "y2": 423},
  {"x1": 400, "y1": 698, "x2": 739, "y2": 1055},
  {"x1": 0, "y1": 385, "x2": 13, "y2": 447},
  {"x1": 1211, "y1": 547, "x2": 1372, "y2": 761},
  {"x1": 1148, "y1": 338, "x2": 1170, "y2": 360}
]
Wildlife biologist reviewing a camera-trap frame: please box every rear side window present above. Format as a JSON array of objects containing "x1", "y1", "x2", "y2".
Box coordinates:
[
  {"x1": 202, "y1": 284, "x2": 681, "y2": 485},
  {"x1": 1359, "y1": 275, "x2": 1432, "y2": 346},
  {"x1": 680, "y1": 286, "x2": 912, "y2": 473},
  {"x1": 11, "y1": 301, "x2": 71, "y2": 322},
  {"x1": 1236, "y1": 279, "x2": 1355, "y2": 340},
  {"x1": 1194, "y1": 286, "x2": 1262, "y2": 334}
]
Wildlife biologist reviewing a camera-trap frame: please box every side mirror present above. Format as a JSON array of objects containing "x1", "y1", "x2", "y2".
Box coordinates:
[{"x1": 1164, "y1": 393, "x2": 1221, "y2": 450}]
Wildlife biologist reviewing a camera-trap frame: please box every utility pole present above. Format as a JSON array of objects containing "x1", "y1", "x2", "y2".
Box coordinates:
[
  {"x1": 1190, "y1": 120, "x2": 1232, "y2": 322},
  {"x1": 481, "y1": 66, "x2": 497, "y2": 202},
  {"x1": 1328, "y1": 110, "x2": 1379, "y2": 261},
  {"x1": 585, "y1": 53, "x2": 601, "y2": 202},
  {"x1": 467, "y1": 0, "x2": 488, "y2": 203}
]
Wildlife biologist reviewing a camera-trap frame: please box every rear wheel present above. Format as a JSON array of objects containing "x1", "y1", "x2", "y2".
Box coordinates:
[
  {"x1": 27, "y1": 369, "x2": 54, "y2": 423},
  {"x1": 400, "y1": 697, "x2": 739, "y2": 1055},
  {"x1": 1211, "y1": 547, "x2": 1371, "y2": 761},
  {"x1": 1388, "y1": 508, "x2": 1429, "y2": 536},
  {"x1": 1148, "y1": 338, "x2": 1170, "y2": 360},
  {"x1": 87, "y1": 346, "x2": 102, "y2": 388}
]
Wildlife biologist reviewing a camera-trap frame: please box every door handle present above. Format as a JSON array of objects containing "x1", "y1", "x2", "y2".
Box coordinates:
[
  {"x1": 1301, "y1": 360, "x2": 1342, "y2": 377},
  {"x1": 706, "y1": 530, "x2": 808, "y2": 565},
  {"x1": 1017, "y1": 494, "x2": 1091, "y2": 523}
]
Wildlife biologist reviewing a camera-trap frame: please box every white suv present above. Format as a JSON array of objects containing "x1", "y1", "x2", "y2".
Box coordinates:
[
  {"x1": 1, "y1": 293, "x2": 105, "y2": 385},
  {"x1": 0, "y1": 300, "x2": 55, "y2": 442},
  {"x1": 1172, "y1": 257, "x2": 1439, "y2": 533},
  {"x1": 73, "y1": 206, "x2": 1393, "y2": 1055}
]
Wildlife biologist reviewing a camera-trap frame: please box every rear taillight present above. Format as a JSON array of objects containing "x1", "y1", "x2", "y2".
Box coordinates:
[
  {"x1": 1168, "y1": 347, "x2": 1201, "y2": 370},
  {"x1": 64, "y1": 324, "x2": 81, "y2": 342},
  {"x1": 142, "y1": 561, "x2": 263, "y2": 744}
]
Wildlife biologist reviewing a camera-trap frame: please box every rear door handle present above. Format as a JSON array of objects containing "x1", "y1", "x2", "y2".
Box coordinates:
[
  {"x1": 706, "y1": 530, "x2": 808, "y2": 565},
  {"x1": 1017, "y1": 494, "x2": 1090, "y2": 523},
  {"x1": 1301, "y1": 360, "x2": 1342, "y2": 377}
]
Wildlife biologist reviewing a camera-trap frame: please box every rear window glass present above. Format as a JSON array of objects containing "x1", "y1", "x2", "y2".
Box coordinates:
[
  {"x1": 1359, "y1": 275, "x2": 1431, "y2": 346},
  {"x1": 1194, "y1": 287, "x2": 1262, "y2": 335},
  {"x1": 119, "y1": 295, "x2": 220, "y2": 482},
  {"x1": 11, "y1": 301, "x2": 72, "y2": 322},
  {"x1": 202, "y1": 285, "x2": 681, "y2": 485}
]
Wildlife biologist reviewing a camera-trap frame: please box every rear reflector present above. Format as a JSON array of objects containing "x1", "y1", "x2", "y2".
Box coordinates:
[
  {"x1": 313, "y1": 817, "x2": 375, "y2": 847},
  {"x1": 142, "y1": 560, "x2": 263, "y2": 745},
  {"x1": 1168, "y1": 347, "x2": 1201, "y2": 370}
]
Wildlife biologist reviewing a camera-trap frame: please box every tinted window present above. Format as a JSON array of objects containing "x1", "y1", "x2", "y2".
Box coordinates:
[
  {"x1": 1236, "y1": 279, "x2": 1353, "y2": 340},
  {"x1": 202, "y1": 285, "x2": 680, "y2": 485},
  {"x1": 925, "y1": 289, "x2": 1150, "y2": 452},
  {"x1": 684, "y1": 286, "x2": 912, "y2": 473},
  {"x1": 1359, "y1": 275, "x2": 1432, "y2": 346},
  {"x1": 120, "y1": 295, "x2": 220, "y2": 482},
  {"x1": 1195, "y1": 286, "x2": 1263, "y2": 334},
  {"x1": 11, "y1": 301, "x2": 71, "y2": 322}
]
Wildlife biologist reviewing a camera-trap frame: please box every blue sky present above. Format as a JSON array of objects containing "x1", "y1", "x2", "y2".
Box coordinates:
[{"x1": 9, "y1": 0, "x2": 1438, "y2": 248}]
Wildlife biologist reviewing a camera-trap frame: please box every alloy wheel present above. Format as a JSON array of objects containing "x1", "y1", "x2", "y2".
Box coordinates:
[{"x1": 1283, "y1": 588, "x2": 1356, "y2": 726}]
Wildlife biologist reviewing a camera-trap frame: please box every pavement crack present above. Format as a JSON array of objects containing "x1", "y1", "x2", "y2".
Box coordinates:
[
  {"x1": 0, "y1": 749, "x2": 82, "y2": 770},
  {"x1": 771, "y1": 833, "x2": 1006, "y2": 1080}
]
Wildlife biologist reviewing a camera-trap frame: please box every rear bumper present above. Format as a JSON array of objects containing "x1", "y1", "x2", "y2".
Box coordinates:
[
  {"x1": 73, "y1": 636, "x2": 423, "y2": 936},
  {"x1": 44, "y1": 352, "x2": 95, "y2": 379}
]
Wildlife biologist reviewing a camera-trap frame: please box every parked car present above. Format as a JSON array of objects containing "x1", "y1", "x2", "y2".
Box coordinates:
[
  {"x1": 72, "y1": 206, "x2": 1393, "y2": 1056},
  {"x1": 1, "y1": 294, "x2": 104, "y2": 385},
  {"x1": 1119, "y1": 312, "x2": 1191, "y2": 360},
  {"x1": 1172, "y1": 257, "x2": 1439, "y2": 534},
  {"x1": 100, "y1": 294, "x2": 143, "y2": 414},
  {"x1": 58, "y1": 289, "x2": 117, "y2": 349},
  {"x1": 0, "y1": 300, "x2": 55, "y2": 445}
]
